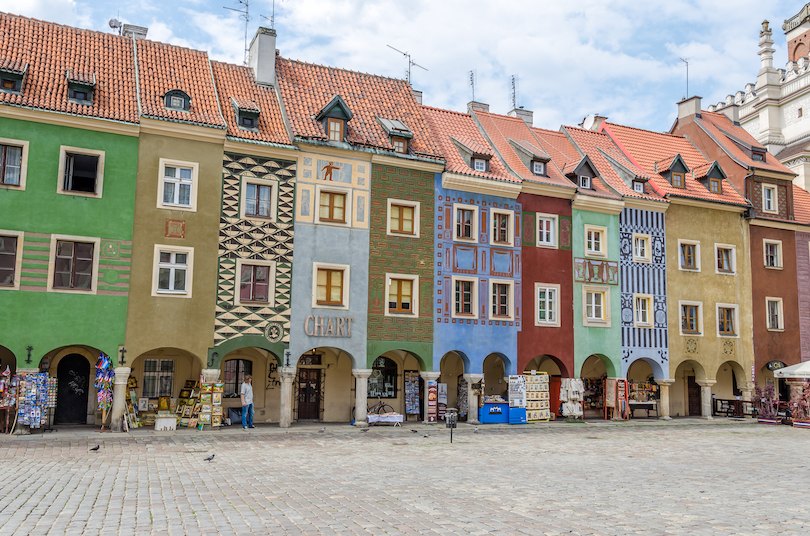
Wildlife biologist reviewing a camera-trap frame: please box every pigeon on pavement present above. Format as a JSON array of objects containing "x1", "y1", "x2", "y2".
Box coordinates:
[
  {"x1": 411, "y1": 429, "x2": 419, "y2": 433},
  {"x1": 423, "y1": 434, "x2": 429, "y2": 438},
  {"x1": 89, "y1": 444, "x2": 100, "y2": 451},
  {"x1": 474, "y1": 427, "x2": 479, "y2": 433},
  {"x1": 204, "y1": 454, "x2": 215, "y2": 462},
  {"x1": 318, "y1": 427, "x2": 326, "y2": 433},
  {"x1": 361, "y1": 428, "x2": 370, "y2": 432}
]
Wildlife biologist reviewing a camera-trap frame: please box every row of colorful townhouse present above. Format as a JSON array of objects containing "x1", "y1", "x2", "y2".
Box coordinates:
[{"x1": 1, "y1": 13, "x2": 808, "y2": 431}]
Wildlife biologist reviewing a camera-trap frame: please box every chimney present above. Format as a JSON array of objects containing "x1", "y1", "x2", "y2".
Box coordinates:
[
  {"x1": 507, "y1": 107, "x2": 533, "y2": 127},
  {"x1": 677, "y1": 95, "x2": 702, "y2": 120},
  {"x1": 467, "y1": 101, "x2": 489, "y2": 113},
  {"x1": 580, "y1": 114, "x2": 607, "y2": 131},
  {"x1": 412, "y1": 89, "x2": 423, "y2": 105},
  {"x1": 759, "y1": 20, "x2": 775, "y2": 72},
  {"x1": 122, "y1": 24, "x2": 148, "y2": 39},
  {"x1": 249, "y1": 27, "x2": 277, "y2": 86},
  {"x1": 720, "y1": 103, "x2": 740, "y2": 124}
]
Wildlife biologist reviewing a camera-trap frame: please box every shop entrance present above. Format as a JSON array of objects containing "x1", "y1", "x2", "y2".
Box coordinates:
[
  {"x1": 687, "y1": 376, "x2": 701, "y2": 416},
  {"x1": 524, "y1": 354, "x2": 566, "y2": 418},
  {"x1": 439, "y1": 352, "x2": 466, "y2": 421},
  {"x1": 297, "y1": 368, "x2": 321, "y2": 420},
  {"x1": 580, "y1": 354, "x2": 608, "y2": 419},
  {"x1": 55, "y1": 353, "x2": 90, "y2": 424}
]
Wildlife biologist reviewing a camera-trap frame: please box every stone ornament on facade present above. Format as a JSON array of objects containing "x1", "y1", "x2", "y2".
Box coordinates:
[
  {"x1": 723, "y1": 340, "x2": 735, "y2": 355},
  {"x1": 686, "y1": 339, "x2": 698, "y2": 354},
  {"x1": 264, "y1": 322, "x2": 284, "y2": 343}
]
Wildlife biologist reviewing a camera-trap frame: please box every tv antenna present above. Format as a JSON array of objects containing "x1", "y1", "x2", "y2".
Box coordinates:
[
  {"x1": 386, "y1": 45, "x2": 427, "y2": 84},
  {"x1": 469, "y1": 70, "x2": 476, "y2": 101},
  {"x1": 680, "y1": 57, "x2": 690, "y2": 99},
  {"x1": 260, "y1": 0, "x2": 284, "y2": 29},
  {"x1": 510, "y1": 74, "x2": 519, "y2": 109},
  {"x1": 224, "y1": 0, "x2": 252, "y2": 65}
]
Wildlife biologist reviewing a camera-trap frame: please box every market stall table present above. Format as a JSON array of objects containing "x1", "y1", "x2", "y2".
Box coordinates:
[
  {"x1": 629, "y1": 401, "x2": 657, "y2": 418},
  {"x1": 367, "y1": 413, "x2": 403, "y2": 426}
]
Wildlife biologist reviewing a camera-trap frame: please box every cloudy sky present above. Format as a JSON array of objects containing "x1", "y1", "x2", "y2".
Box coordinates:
[{"x1": 3, "y1": 0, "x2": 808, "y2": 131}]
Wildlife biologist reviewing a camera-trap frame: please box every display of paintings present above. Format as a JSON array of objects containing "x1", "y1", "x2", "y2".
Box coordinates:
[
  {"x1": 188, "y1": 418, "x2": 198, "y2": 428},
  {"x1": 129, "y1": 390, "x2": 137, "y2": 405},
  {"x1": 212, "y1": 415, "x2": 222, "y2": 426},
  {"x1": 202, "y1": 403, "x2": 211, "y2": 413},
  {"x1": 193, "y1": 403, "x2": 201, "y2": 416},
  {"x1": 199, "y1": 413, "x2": 211, "y2": 424},
  {"x1": 200, "y1": 393, "x2": 212, "y2": 404},
  {"x1": 190, "y1": 389, "x2": 199, "y2": 399},
  {"x1": 201, "y1": 383, "x2": 212, "y2": 392},
  {"x1": 212, "y1": 406, "x2": 222, "y2": 416},
  {"x1": 183, "y1": 406, "x2": 193, "y2": 417},
  {"x1": 158, "y1": 396, "x2": 171, "y2": 412},
  {"x1": 138, "y1": 398, "x2": 149, "y2": 411},
  {"x1": 127, "y1": 377, "x2": 138, "y2": 389},
  {"x1": 180, "y1": 418, "x2": 190, "y2": 426},
  {"x1": 404, "y1": 371, "x2": 421, "y2": 415},
  {"x1": 212, "y1": 393, "x2": 221, "y2": 405},
  {"x1": 213, "y1": 383, "x2": 224, "y2": 393},
  {"x1": 179, "y1": 390, "x2": 191, "y2": 398}
]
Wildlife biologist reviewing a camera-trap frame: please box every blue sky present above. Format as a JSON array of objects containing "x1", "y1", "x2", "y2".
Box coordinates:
[{"x1": 4, "y1": 0, "x2": 809, "y2": 132}]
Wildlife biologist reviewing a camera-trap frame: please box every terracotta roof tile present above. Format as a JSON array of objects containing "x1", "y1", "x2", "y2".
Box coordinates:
[
  {"x1": 602, "y1": 122, "x2": 749, "y2": 207},
  {"x1": 775, "y1": 140, "x2": 810, "y2": 161},
  {"x1": 421, "y1": 105, "x2": 515, "y2": 183},
  {"x1": 0, "y1": 12, "x2": 138, "y2": 123},
  {"x1": 793, "y1": 184, "x2": 810, "y2": 225},
  {"x1": 210, "y1": 60, "x2": 289, "y2": 145},
  {"x1": 531, "y1": 127, "x2": 581, "y2": 166},
  {"x1": 276, "y1": 57, "x2": 441, "y2": 159},
  {"x1": 135, "y1": 39, "x2": 225, "y2": 128}
]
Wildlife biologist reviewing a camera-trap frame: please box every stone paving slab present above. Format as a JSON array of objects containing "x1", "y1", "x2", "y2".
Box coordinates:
[{"x1": 0, "y1": 420, "x2": 803, "y2": 535}]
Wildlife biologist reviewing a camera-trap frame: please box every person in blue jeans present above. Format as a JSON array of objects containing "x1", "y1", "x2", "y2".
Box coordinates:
[{"x1": 240, "y1": 375, "x2": 254, "y2": 429}]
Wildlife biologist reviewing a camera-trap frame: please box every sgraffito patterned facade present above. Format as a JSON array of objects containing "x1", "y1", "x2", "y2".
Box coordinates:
[{"x1": 214, "y1": 152, "x2": 296, "y2": 355}]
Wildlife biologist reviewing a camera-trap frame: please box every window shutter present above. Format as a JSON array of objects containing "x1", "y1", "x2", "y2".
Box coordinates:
[{"x1": 64, "y1": 154, "x2": 74, "y2": 191}]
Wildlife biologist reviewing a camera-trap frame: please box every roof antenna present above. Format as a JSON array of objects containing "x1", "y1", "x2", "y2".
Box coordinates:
[
  {"x1": 386, "y1": 45, "x2": 428, "y2": 84},
  {"x1": 510, "y1": 74, "x2": 519, "y2": 109},
  {"x1": 260, "y1": 0, "x2": 284, "y2": 29},
  {"x1": 469, "y1": 70, "x2": 476, "y2": 101},
  {"x1": 680, "y1": 57, "x2": 690, "y2": 99},
  {"x1": 224, "y1": 0, "x2": 252, "y2": 65}
]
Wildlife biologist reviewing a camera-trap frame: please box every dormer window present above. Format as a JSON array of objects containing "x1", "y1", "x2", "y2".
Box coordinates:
[
  {"x1": 532, "y1": 161, "x2": 546, "y2": 175},
  {"x1": 473, "y1": 158, "x2": 489, "y2": 172},
  {"x1": 391, "y1": 137, "x2": 408, "y2": 154},
  {"x1": 328, "y1": 118, "x2": 344, "y2": 141},
  {"x1": 164, "y1": 89, "x2": 191, "y2": 112},
  {"x1": 240, "y1": 115, "x2": 256, "y2": 128},
  {"x1": 671, "y1": 172, "x2": 685, "y2": 188},
  {"x1": 230, "y1": 97, "x2": 261, "y2": 132},
  {"x1": 709, "y1": 178, "x2": 722, "y2": 193},
  {"x1": 378, "y1": 117, "x2": 413, "y2": 155},
  {"x1": 66, "y1": 70, "x2": 95, "y2": 105},
  {"x1": 752, "y1": 151, "x2": 765, "y2": 162},
  {"x1": 633, "y1": 181, "x2": 644, "y2": 193},
  {"x1": 316, "y1": 95, "x2": 354, "y2": 143},
  {"x1": 0, "y1": 62, "x2": 26, "y2": 95},
  {"x1": 578, "y1": 175, "x2": 591, "y2": 189}
]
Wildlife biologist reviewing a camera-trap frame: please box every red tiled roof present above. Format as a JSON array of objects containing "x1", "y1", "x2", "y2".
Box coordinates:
[
  {"x1": 0, "y1": 12, "x2": 138, "y2": 123},
  {"x1": 793, "y1": 184, "x2": 810, "y2": 225},
  {"x1": 210, "y1": 60, "x2": 290, "y2": 145},
  {"x1": 602, "y1": 122, "x2": 749, "y2": 207},
  {"x1": 531, "y1": 127, "x2": 581, "y2": 167},
  {"x1": 276, "y1": 57, "x2": 442, "y2": 159},
  {"x1": 136, "y1": 39, "x2": 225, "y2": 128},
  {"x1": 422, "y1": 105, "x2": 515, "y2": 183}
]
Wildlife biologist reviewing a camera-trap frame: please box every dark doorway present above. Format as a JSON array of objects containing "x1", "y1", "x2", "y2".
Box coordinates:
[
  {"x1": 687, "y1": 376, "x2": 701, "y2": 416},
  {"x1": 297, "y1": 368, "x2": 321, "y2": 420},
  {"x1": 55, "y1": 354, "x2": 90, "y2": 424}
]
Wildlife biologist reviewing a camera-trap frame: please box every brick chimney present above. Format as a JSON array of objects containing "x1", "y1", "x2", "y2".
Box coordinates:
[
  {"x1": 507, "y1": 107, "x2": 533, "y2": 127},
  {"x1": 249, "y1": 27, "x2": 277, "y2": 86},
  {"x1": 580, "y1": 114, "x2": 607, "y2": 131},
  {"x1": 412, "y1": 89, "x2": 423, "y2": 105},
  {"x1": 677, "y1": 95, "x2": 702, "y2": 120}
]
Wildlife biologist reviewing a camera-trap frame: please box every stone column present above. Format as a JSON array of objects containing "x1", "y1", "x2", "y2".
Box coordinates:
[
  {"x1": 201, "y1": 369, "x2": 221, "y2": 383},
  {"x1": 654, "y1": 378, "x2": 674, "y2": 420},
  {"x1": 278, "y1": 367, "x2": 296, "y2": 428},
  {"x1": 352, "y1": 369, "x2": 372, "y2": 427},
  {"x1": 420, "y1": 371, "x2": 440, "y2": 424},
  {"x1": 463, "y1": 373, "x2": 483, "y2": 425},
  {"x1": 110, "y1": 367, "x2": 131, "y2": 432},
  {"x1": 741, "y1": 387, "x2": 754, "y2": 418},
  {"x1": 13, "y1": 368, "x2": 39, "y2": 435},
  {"x1": 696, "y1": 380, "x2": 716, "y2": 420}
]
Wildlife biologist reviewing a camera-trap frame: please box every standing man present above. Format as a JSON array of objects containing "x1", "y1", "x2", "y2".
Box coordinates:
[{"x1": 240, "y1": 375, "x2": 254, "y2": 429}]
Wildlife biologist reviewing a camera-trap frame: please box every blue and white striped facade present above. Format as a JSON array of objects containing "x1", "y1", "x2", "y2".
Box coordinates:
[{"x1": 619, "y1": 207, "x2": 668, "y2": 378}]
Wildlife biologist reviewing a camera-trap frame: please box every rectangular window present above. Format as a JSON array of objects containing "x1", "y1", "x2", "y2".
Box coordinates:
[
  {"x1": 536, "y1": 286, "x2": 557, "y2": 325},
  {"x1": 319, "y1": 191, "x2": 346, "y2": 223},
  {"x1": 753, "y1": 152, "x2": 765, "y2": 162},
  {"x1": 681, "y1": 304, "x2": 699, "y2": 334},
  {"x1": 53, "y1": 241, "x2": 94, "y2": 290},
  {"x1": 767, "y1": 299, "x2": 783, "y2": 330},
  {"x1": 579, "y1": 176, "x2": 591, "y2": 189},
  {"x1": 328, "y1": 118, "x2": 343, "y2": 141},
  {"x1": 0, "y1": 235, "x2": 17, "y2": 286},
  {"x1": 585, "y1": 291, "x2": 604, "y2": 321},
  {"x1": 635, "y1": 295, "x2": 651, "y2": 326},
  {"x1": 633, "y1": 181, "x2": 644, "y2": 193},
  {"x1": 391, "y1": 137, "x2": 407, "y2": 154},
  {"x1": 718, "y1": 307, "x2": 735, "y2": 336},
  {"x1": 240, "y1": 264, "x2": 270, "y2": 303},
  {"x1": 764, "y1": 240, "x2": 782, "y2": 268},
  {"x1": 454, "y1": 279, "x2": 473, "y2": 315},
  {"x1": 532, "y1": 161, "x2": 545, "y2": 175},
  {"x1": 493, "y1": 212, "x2": 509, "y2": 244},
  {"x1": 586, "y1": 227, "x2": 604, "y2": 255},
  {"x1": 239, "y1": 115, "x2": 256, "y2": 128},
  {"x1": 762, "y1": 184, "x2": 777, "y2": 213},
  {"x1": 157, "y1": 251, "x2": 188, "y2": 293},
  {"x1": 473, "y1": 159, "x2": 487, "y2": 172},
  {"x1": 537, "y1": 216, "x2": 556, "y2": 247},
  {"x1": 245, "y1": 183, "x2": 272, "y2": 218},
  {"x1": 633, "y1": 235, "x2": 650, "y2": 262},
  {"x1": 162, "y1": 165, "x2": 193, "y2": 207},
  {"x1": 142, "y1": 359, "x2": 174, "y2": 398},
  {"x1": 0, "y1": 144, "x2": 22, "y2": 186},
  {"x1": 716, "y1": 247, "x2": 733, "y2": 273},
  {"x1": 390, "y1": 203, "x2": 414, "y2": 234},
  {"x1": 492, "y1": 283, "x2": 509, "y2": 317},
  {"x1": 63, "y1": 153, "x2": 99, "y2": 194},
  {"x1": 680, "y1": 243, "x2": 697, "y2": 269},
  {"x1": 223, "y1": 359, "x2": 253, "y2": 397},
  {"x1": 316, "y1": 268, "x2": 344, "y2": 306},
  {"x1": 388, "y1": 278, "x2": 413, "y2": 313},
  {"x1": 456, "y1": 208, "x2": 474, "y2": 239},
  {"x1": 709, "y1": 178, "x2": 721, "y2": 193},
  {"x1": 672, "y1": 172, "x2": 684, "y2": 188}
]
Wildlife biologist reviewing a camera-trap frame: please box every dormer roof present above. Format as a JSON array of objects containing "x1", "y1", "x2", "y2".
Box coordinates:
[
  {"x1": 653, "y1": 154, "x2": 688, "y2": 174},
  {"x1": 377, "y1": 117, "x2": 412, "y2": 139},
  {"x1": 507, "y1": 138, "x2": 550, "y2": 161},
  {"x1": 315, "y1": 94, "x2": 353, "y2": 121}
]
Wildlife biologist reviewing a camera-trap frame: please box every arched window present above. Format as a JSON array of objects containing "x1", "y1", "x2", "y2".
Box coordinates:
[
  {"x1": 368, "y1": 357, "x2": 397, "y2": 398},
  {"x1": 223, "y1": 359, "x2": 252, "y2": 397}
]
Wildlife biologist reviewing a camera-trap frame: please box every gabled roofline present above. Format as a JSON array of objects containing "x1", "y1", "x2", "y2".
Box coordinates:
[
  {"x1": 315, "y1": 94, "x2": 354, "y2": 121},
  {"x1": 468, "y1": 108, "x2": 525, "y2": 182},
  {"x1": 507, "y1": 138, "x2": 550, "y2": 161}
]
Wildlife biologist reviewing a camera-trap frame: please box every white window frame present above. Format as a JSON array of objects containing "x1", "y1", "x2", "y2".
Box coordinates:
[
  {"x1": 535, "y1": 283, "x2": 560, "y2": 328},
  {"x1": 489, "y1": 208, "x2": 515, "y2": 247},
  {"x1": 315, "y1": 184, "x2": 353, "y2": 227},
  {"x1": 578, "y1": 175, "x2": 591, "y2": 189},
  {"x1": 157, "y1": 158, "x2": 199, "y2": 212},
  {"x1": 536, "y1": 213, "x2": 558, "y2": 249},
  {"x1": 488, "y1": 278, "x2": 514, "y2": 321},
  {"x1": 57, "y1": 146, "x2": 105, "y2": 198},
  {"x1": 632, "y1": 233, "x2": 651, "y2": 263},
  {"x1": 384, "y1": 272, "x2": 419, "y2": 318},
  {"x1": 582, "y1": 284, "x2": 610, "y2": 327},
  {"x1": 716, "y1": 303, "x2": 740, "y2": 338},
  {"x1": 240, "y1": 176, "x2": 279, "y2": 223},
  {"x1": 0, "y1": 229, "x2": 24, "y2": 291},
  {"x1": 532, "y1": 161, "x2": 545, "y2": 175},
  {"x1": 473, "y1": 158, "x2": 487, "y2": 172},
  {"x1": 452, "y1": 203, "x2": 478, "y2": 243},
  {"x1": 678, "y1": 300, "x2": 704, "y2": 337},
  {"x1": 677, "y1": 239, "x2": 701, "y2": 272},
  {"x1": 762, "y1": 184, "x2": 778, "y2": 214},
  {"x1": 714, "y1": 243, "x2": 737, "y2": 275},
  {"x1": 763, "y1": 239, "x2": 783, "y2": 269},
  {"x1": 584, "y1": 225, "x2": 607, "y2": 257},
  {"x1": 633, "y1": 293, "x2": 653, "y2": 328},
  {"x1": 451, "y1": 275, "x2": 478, "y2": 320},
  {"x1": 386, "y1": 198, "x2": 420, "y2": 238},
  {"x1": 766, "y1": 297, "x2": 784, "y2": 331},
  {"x1": 312, "y1": 262, "x2": 350, "y2": 310},
  {"x1": 633, "y1": 181, "x2": 644, "y2": 193},
  {"x1": 151, "y1": 244, "x2": 194, "y2": 298},
  {"x1": 234, "y1": 258, "x2": 276, "y2": 307},
  {"x1": 46, "y1": 234, "x2": 102, "y2": 294},
  {"x1": 0, "y1": 137, "x2": 29, "y2": 191},
  {"x1": 142, "y1": 358, "x2": 175, "y2": 398}
]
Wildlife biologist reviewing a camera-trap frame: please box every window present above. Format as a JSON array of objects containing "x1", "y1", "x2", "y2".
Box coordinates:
[
  {"x1": 368, "y1": 357, "x2": 397, "y2": 398},
  {"x1": 585, "y1": 225, "x2": 606, "y2": 256},
  {"x1": 170, "y1": 96, "x2": 185, "y2": 109},
  {"x1": 764, "y1": 240, "x2": 782, "y2": 269},
  {"x1": 319, "y1": 191, "x2": 347, "y2": 223},
  {"x1": 0, "y1": 234, "x2": 21, "y2": 289},
  {"x1": 312, "y1": 263, "x2": 349, "y2": 309},
  {"x1": 391, "y1": 137, "x2": 408, "y2": 154},
  {"x1": 240, "y1": 176, "x2": 278, "y2": 221},
  {"x1": 52, "y1": 240, "x2": 94, "y2": 290},
  {"x1": 386, "y1": 199, "x2": 420, "y2": 238},
  {"x1": 239, "y1": 113, "x2": 258, "y2": 129},
  {"x1": 671, "y1": 172, "x2": 684, "y2": 188},
  {"x1": 490, "y1": 208, "x2": 514, "y2": 247},
  {"x1": 328, "y1": 118, "x2": 344, "y2": 141},
  {"x1": 537, "y1": 215, "x2": 557, "y2": 248},
  {"x1": 240, "y1": 264, "x2": 270, "y2": 303},
  {"x1": 717, "y1": 305, "x2": 737, "y2": 337},
  {"x1": 681, "y1": 304, "x2": 700, "y2": 334},
  {"x1": 0, "y1": 74, "x2": 21, "y2": 93},
  {"x1": 633, "y1": 181, "x2": 644, "y2": 193},
  {"x1": 634, "y1": 295, "x2": 652, "y2": 327},
  {"x1": 152, "y1": 245, "x2": 193, "y2": 298},
  {"x1": 800, "y1": 108, "x2": 804, "y2": 118},
  {"x1": 68, "y1": 84, "x2": 92, "y2": 104},
  {"x1": 762, "y1": 184, "x2": 777, "y2": 214},
  {"x1": 586, "y1": 290, "x2": 604, "y2": 321},
  {"x1": 453, "y1": 204, "x2": 478, "y2": 242},
  {"x1": 388, "y1": 277, "x2": 414, "y2": 314},
  {"x1": 490, "y1": 281, "x2": 512, "y2": 319},
  {"x1": 473, "y1": 159, "x2": 487, "y2": 172},
  {"x1": 766, "y1": 298, "x2": 784, "y2": 331},
  {"x1": 164, "y1": 90, "x2": 190, "y2": 111},
  {"x1": 578, "y1": 175, "x2": 591, "y2": 189},
  {"x1": 142, "y1": 359, "x2": 174, "y2": 398},
  {"x1": 223, "y1": 359, "x2": 252, "y2": 397},
  {"x1": 753, "y1": 151, "x2": 765, "y2": 162},
  {"x1": 452, "y1": 276, "x2": 477, "y2": 318},
  {"x1": 583, "y1": 285, "x2": 611, "y2": 327},
  {"x1": 58, "y1": 147, "x2": 105, "y2": 197},
  {"x1": 535, "y1": 283, "x2": 560, "y2": 327},
  {"x1": 532, "y1": 161, "x2": 546, "y2": 175},
  {"x1": 715, "y1": 244, "x2": 736, "y2": 275},
  {"x1": 0, "y1": 144, "x2": 22, "y2": 186},
  {"x1": 678, "y1": 240, "x2": 700, "y2": 271},
  {"x1": 709, "y1": 178, "x2": 722, "y2": 193},
  {"x1": 633, "y1": 234, "x2": 651, "y2": 263},
  {"x1": 157, "y1": 159, "x2": 198, "y2": 212}
]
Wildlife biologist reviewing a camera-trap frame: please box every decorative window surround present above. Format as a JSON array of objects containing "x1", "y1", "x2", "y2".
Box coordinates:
[
  {"x1": 632, "y1": 233, "x2": 651, "y2": 263},
  {"x1": 766, "y1": 297, "x2": 784, "y2": 331},
  {"x1": 716, "y1": 303, "x2": 740, "y2": 338},
  {"x1": 714, "y1": 243, "x2": 737, "y2": 275},
  {"x1": 57, "y1": 146, "x2": 105, "y2": 198},
  {"x1": 234, "y1": 258, "x2": 276, "y2": 307},
  {"x1": 536, "y1": 213, "x2": 557, "y2": 248},
  {"x1": 0, "y1": 138, "x2": 29, "y2": 190},
  {"x1": 451, "y1": 275, "x2": 478, "y2": 319},
  {"x1": 453, "y1": 203, "x2": 478, "y2": 243},
  {"x1": 763, "y1": 239, "x2": 783, "y2": 269},
  {"x1": 584, "y1": 225, "x2": 607, "y2": 257},
  {"x1": 762, "y1": 184, "x2": 778, "y2": 214},
  {"x1": 583, "y1": 284, "x2": 611, "y2": 327},
  {"x1": 240, "y1": 175, "x2": 279, "y2": 222},
  {"x1": 490, "y1": 208, "x2": 515, "y2": 247},
  {"x1": 489, "y1": 278, "x2": 515, "y2": 321},
  {"x1": 384, "y1": 273, "x2": 419, "y2": 318},
  {"x1": 0, "y1": 230, "x2": 24, "y2": 291},
  {"x1": 678, "y1": 239, "x2": 701, "y2": 272},
  {"x1": 633, "y1": 293, "x2": 653, "y2": 328},
  {"x1": 535, "y1": 283, "x2": 560, "y2": 327},
  {"x1": 47, "y1": 234, "x2": 101, "y2": 294},
  {"x1": 315, "y1": 184, "x2": 352, "y2": 227},
  {"x1": 312, "y1": 262, "x2": 350, "y2": 310},
  {"x1": 386, "y1": 198, "x2": 420, "y2": 238},
  {"x1": 151, "y1": 244, "x2": 194, "y2": 298},
  {"x1": 679, "y1": 300, "x2": 703, "y2": 336},
  {"x1": 157, "y1": 158, "x2": 199, "y2": 212}
]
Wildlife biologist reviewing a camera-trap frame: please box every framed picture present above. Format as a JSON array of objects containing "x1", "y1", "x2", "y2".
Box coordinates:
[
  {"x1": 129, "y1": 390, "x2": 138, "y2": 404},
  {"x1": 200, "y1": 393, "x2": 212, "y2": 404},
  {"x1": 212, "y1": 393, "x2": 222, "y2": 405},
  {"x1": 193, "y1": 403, "x2": 202, "y2": 416},
  {"x1": 188, "y1": 418, "x2": 197, "y2": 428},
  {"x1": 138, "y1": 398, "x2": 149, "y2": 411},
  {"x1": 199, "y1": 413, "x2": 211, "y2": 424},
  {"x1": 190, "y1": 389, "x2": 200, "y2": 399},
  {"x1": 212, "y1": 415, "x2": 222, "y2": 426},
  {"x1": 158, "y1": 396, "x2": 171, "y2": 412},
  {"x1": 177, "y1": 398, "x2": 187, "y2": 407},
  {"x1": 213, "y1": 406, "x2": 222, "y2": 416},
  {"x1": 180, "y1": 418, "x2": 190, "y2": 426},
  {"x1": 201, "y1": 383, "x2": 212, "y2": 393},
  {"x1": 127, "y1": 377, "x2": 138, "y2": 389},
  {"x1": 184, "y1": 380, "x2": 197, "y2": 389},
  {"x1": 213, "y1": 383, "x2": 224, "y2": 393},
  {"x1": 179, "y1": 390, "x2": 191, "y2": 398},
  {"x1": 183, "y1": 406, "x2": 193, "y2": 417},
  {"x1": 202, "y1": 404, "x2": 211, "y2": 413}
]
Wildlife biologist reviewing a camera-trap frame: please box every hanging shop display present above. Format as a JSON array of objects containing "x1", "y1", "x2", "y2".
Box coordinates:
[
  {"x1": 628, "y1": 381, "x2": 658, "y2": 418},
  {"x1": 605, "y1": 378, "x2": 629, "y2": 420},
  {"x1": 525, "y1": 372, "x2": 551, "y2": 422},
  {"x1": 437, "y1": 383, "x2": 447, "y2": 421},
  {"x1": 457, "y1": 377, "x2": 468, "y2": 419},
  {"x1": 95, "y1": 353, "x2": 115, "y2": 427},
  {"x1": 16, "y1": 373, "x2": 53, "y2": 429},
  {"x1": 559, "y1": 378, "x2": 584, "y2": 419},
  {"x1": 404, "y1": 371, "x2": 421, "y2": 419},
  {"x1": 508, "y1": 375, "x2": 527, "y2": 424}
]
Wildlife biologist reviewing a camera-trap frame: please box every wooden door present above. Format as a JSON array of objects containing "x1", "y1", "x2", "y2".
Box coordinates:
[
  {"x1": 549, "y1": 377, "x2": 562, "y2": 418},
  {"x1": 687, "y1": 376, "x2": 701, "y2": 416},
  {"x1": 55, "y1": 354, "x2": 90, "y2": 424},
  {"x1": 297, "y1": 368, "x2": 321, "y2": 420}
]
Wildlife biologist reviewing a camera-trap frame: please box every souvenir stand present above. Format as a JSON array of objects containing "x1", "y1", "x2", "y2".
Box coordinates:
[
  {"x1": 525, "y1": 371, "x2": 551, "y2": 422},
  {"x1": 479, "y1": 378, "x2": 509, "y2": 424},
  {"x1": 582, "y1": 378, "x2": 605, "y2": 418},
  {"x1": 404, "y1": 371, "x2": 421, "y2": 421},
  {"x1": 508, "y1": 375, "x2": 527, "y2": 424},
  {"x1": 628, "y1": 381, "x2": 658, "y2": 418},
  {"x1": 559, "y1": 378, "x2": 585, "y2": 421},
  {"x1": 457, "y1": 377, "x2": 468, "y2": 421},
  {"x1": 194, "y1": 382, "x2": 224, "y2": 430},
  {"x1": 13, "y1": 372, "x2": 53, "y2": 432},
  {"x1": 95, "y1": 353, "x2": 114, "y2": 431},
  {"x1": 604, "y1": 378, "x2": 630, "y2": 420},
  {"x1": 0, "y1": 369, "x2": 15, "y2": 433}
]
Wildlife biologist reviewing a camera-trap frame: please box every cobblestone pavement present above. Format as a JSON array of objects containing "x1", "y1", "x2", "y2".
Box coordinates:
[{"x1": 0, "y1": 419, "x2": 807, "y2": 535}]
